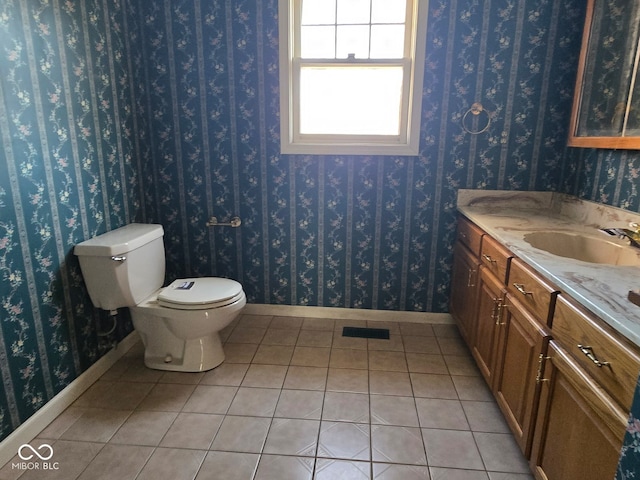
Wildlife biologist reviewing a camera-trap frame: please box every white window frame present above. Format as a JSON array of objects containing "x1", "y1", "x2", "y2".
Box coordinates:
[{"x1": 278, "y1": 0, "x2": 428, "y2": 156}]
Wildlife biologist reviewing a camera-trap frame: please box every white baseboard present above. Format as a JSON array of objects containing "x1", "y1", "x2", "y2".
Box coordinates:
[
  {"x1": 0, "y1": 332, "x2": 139, "y2": 468},
  {"x1": 243, "y1": 304, "x2": 453, "y2": 324}
]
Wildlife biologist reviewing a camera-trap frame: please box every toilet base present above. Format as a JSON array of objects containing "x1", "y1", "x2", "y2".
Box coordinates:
[
  {"x1": 129, "y1": 292, "x2": 245, "y2": 372},
  {"x1": 130, "y1": 304, "x2": 234, "y2": 372},
  {"x1": 137, "y1": 330, "x2": 226, "y2": 372},
  {"x1": 141, "y1": 333, "x2": 224, "y2": 372}
]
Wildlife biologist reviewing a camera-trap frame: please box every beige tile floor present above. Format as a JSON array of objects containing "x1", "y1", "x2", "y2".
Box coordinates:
[{"x1": 1, "y1": 314, "x2": 535, "y2": 480}]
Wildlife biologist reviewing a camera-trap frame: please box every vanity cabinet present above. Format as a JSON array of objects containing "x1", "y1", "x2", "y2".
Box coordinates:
[
  {"x1": 551, "y1": 295, "x2": 640, "y2": 411},
  {"x1": 450, "y1": 216, "x2": 483, "y2": 345},
  {"x1": 470, "y1": 234, "x2": 512, "y2": 387},
  {"x1": 456, "y1": 214, "x2": 483, "y2": 256},
  {"x1": 507, "y1": 259, "x2": 558, "y2": 326},
  {"x1": 451, "y1": 214, "x2": 640, "y2": 478},
  {"x1": 472, "y1": 266, "x2": 506, "y2": 386},
  {"x1": 528, "y1": 295, "x2": 640, "y2": 479},
  {"x1": 493, "y1": 296, "x2": 550, "y2": 456},
  {"x1": 465, "y1": 227, "x2": 555, "y2": 455},
  {"x1": 479, "y1": 235, "x2": 511, "y2": 285},
  {"x1": 491, "y1": 258, "x2": 556, "y2": 456},
  {"x1": 530, "y1": 341, "x2": 627, "y2": 480},
  {"x1": 450, "y1": 241, "x2": 480, "y2": 345}
]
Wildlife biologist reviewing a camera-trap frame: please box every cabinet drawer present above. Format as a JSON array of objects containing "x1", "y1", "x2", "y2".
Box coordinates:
[
  {"x1": 457, "y1": 216, "x2": 483, "y2": 257},
  {"x1": 480, "y1": 235, "x2": 512, "y2": 284},
  {"x1": 507, "y1": 259, "x2": 559, "y2": 325},
  {"x1": 552, "y1": 295, "x2": 640, "y2": 410},
  {"x1": 530, "y1": 340, "x2": 626, "y2": 480}
]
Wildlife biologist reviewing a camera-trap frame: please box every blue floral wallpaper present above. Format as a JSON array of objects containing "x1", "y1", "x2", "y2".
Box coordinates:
[
  {"x1": 133, "y1": 0, "x2": 587, "y2": 314},
  {"x1": 564, "y1": 148, "x2": 640, "y2": 212},
  {"x1": 0, "y1": 0, "x2": 141, "y2": 441},
  {"x1": 619, "y1": 375, "x2": 640, "y2": 479},
  {"x1": 2, "y1": 0, "x2": 640, "y2": 469}
]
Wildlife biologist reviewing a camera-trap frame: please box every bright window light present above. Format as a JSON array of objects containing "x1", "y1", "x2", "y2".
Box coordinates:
[
  {"x1": 300, "y1": 66, "x2": 403, "y2": 135},
  {"x1": 279, "y1": 0, "x2": 428, "y2": 155}
]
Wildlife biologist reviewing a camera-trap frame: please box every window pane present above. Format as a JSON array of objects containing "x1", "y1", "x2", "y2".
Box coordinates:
[
  {"x1": 336, "y1": 25, "x2": 370, "y2": 59},
  {"x1": 371, "y1": 0, "x2": 406, "y2": 24},
  {"x1": 301, "y1": 0, "x2": 336, "y2": 25},
  {"x1": 370, "y1": 25, "x2": 405, "y2": 58},
  {"x1": 301, "y1": 26, "x2": 336, "y2": 58},
  {"x1": 336, "y1": 0, "x2": 370, "y2": 24},
  {"x1": 300, "y1": 66, "x2": 403, "y2": 135}
]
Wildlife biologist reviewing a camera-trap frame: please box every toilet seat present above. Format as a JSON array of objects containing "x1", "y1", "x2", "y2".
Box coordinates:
[{"x1": 157, "y1": 277, "x2": 244, "y2": 310}]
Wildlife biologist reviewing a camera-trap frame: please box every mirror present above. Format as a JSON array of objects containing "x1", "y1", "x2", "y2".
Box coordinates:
[{"x1": 568, "y1": 0, "x2": 640, "y2": 149}]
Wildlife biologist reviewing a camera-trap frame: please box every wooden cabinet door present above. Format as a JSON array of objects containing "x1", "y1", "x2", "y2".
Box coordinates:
[
  {"x1": 450, "y1": 241, "x2": 480, "y2": 345},
  {"x1": 472, "y1": 266, "x2": 505, "y2": 387},
  {"x1": 530, "y1": 341, "x2": 627, "y2": 480},
  {"x1": 493, "y1": 294, "x2": 550, "y2": 456}
]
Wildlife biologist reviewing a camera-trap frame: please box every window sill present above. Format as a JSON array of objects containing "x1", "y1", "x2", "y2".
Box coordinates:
[{"x1": 280, "y1": 141, "x2": 420, "y2": 156}]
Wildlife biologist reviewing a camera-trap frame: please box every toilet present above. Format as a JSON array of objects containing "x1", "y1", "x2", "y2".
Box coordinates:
[{"x1": 74, "y1": 223, "x2": 246, "y2": 372}]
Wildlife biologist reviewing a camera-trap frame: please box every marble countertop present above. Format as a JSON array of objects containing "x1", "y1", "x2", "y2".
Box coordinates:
[{"x1": 457, "y1": 189, "x2": 640, "y2": 347}]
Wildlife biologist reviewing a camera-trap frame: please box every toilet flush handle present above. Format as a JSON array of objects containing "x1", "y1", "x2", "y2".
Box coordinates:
[{"x1": 111, "y1": 256, "x2": 127, "y2": 262}]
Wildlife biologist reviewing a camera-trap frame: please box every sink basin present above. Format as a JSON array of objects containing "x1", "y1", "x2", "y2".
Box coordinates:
[{"x1": 523, "y1": 231, "x2": 640, "y2": 266}]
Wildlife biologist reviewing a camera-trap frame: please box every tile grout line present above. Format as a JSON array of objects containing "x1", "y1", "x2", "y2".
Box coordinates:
[{"x1": 34, "y1": 313, "x2": 534, "y2": 479}]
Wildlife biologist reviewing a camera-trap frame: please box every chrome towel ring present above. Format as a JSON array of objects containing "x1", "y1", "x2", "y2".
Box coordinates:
[{"x1": 462, "y1": 102, "x2": 491, "y2": 135}]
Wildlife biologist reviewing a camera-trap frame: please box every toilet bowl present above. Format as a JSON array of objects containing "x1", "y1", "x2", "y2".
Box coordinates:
[
  {"x1": 74, "y1": 223, "x2": 246, "y2": 372},
  {"x1": 132, "y1": 277, "x2": 246, "y2": 371}
]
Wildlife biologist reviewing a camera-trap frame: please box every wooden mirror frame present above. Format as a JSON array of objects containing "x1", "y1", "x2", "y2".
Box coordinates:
[{"x1": 568, "y1": 0, "x2": 640, "y2": 150}]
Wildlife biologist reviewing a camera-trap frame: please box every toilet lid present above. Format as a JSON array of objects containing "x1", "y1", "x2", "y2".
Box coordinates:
[{"x1": 157, "y1": 277, "x2": 244, "y2": 310}]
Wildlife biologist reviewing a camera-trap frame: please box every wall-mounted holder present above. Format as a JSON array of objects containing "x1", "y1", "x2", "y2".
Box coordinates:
[
  {"x1": 206, "y1": 216, "x2": 242, "y2": 227},
  {"x1": 462, "y1": 102, "x2": 491, "y2": 134}
]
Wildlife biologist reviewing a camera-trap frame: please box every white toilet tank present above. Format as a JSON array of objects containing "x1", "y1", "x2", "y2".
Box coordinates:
[{"x1": 74, "y1": 223, "x2": 165, "y2": 311}]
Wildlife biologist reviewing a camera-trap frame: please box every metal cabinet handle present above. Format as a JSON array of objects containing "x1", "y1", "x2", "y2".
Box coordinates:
[
  {"x1": 577, "y1": 344, "x2": 609, "y2": 368},
  {"x1": 491, "y1": 298, "x2": 503, "y2": 325},
  {"x1": 467, "y1": 269, "x2": 476, "y2": 287},
  {"x1": 513, "y1": 283, "x2": 532, "y2": 296},
  {"x1": 482, "y1": 254, "x2": 497, "y2": 263},
  {"x1": 536, "y1": 353, "x2": 551, "y2": 384}
]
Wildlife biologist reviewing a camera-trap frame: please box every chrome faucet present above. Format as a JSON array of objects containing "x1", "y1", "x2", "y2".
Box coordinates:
[{"x1": 600, "y1": 222, "x2": 640, "y2": 248}]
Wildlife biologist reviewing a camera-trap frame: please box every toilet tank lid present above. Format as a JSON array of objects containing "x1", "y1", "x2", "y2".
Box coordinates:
[{"x1": 74, "y1": 223, "x2": 164, "y2": 257}]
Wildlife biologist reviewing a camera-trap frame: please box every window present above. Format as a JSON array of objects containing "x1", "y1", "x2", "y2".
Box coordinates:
[{"x1": 278, "y1": 0, "x2": 428, "y2": 155}]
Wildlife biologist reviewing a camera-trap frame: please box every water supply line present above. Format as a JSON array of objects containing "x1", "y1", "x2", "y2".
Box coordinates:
[{"x1": 97, "y1": 310, "x2": 118, "y2": 337}]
